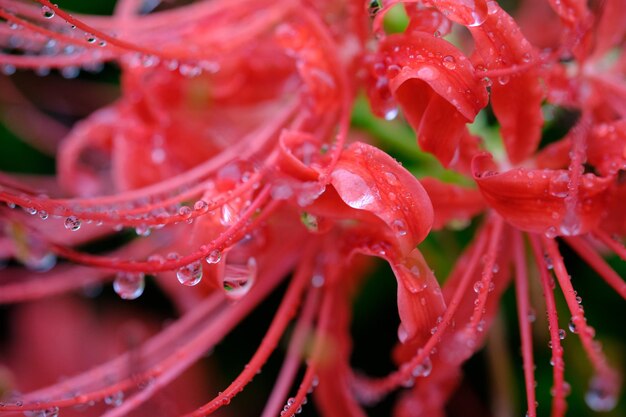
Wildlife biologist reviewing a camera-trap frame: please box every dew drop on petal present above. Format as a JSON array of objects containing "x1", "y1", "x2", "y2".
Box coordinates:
[
  {"x1": 544, "y1": 226, "x2": 557, "y2": 238},
  {"x1": 392, "y1": 219, "x2": 408, "y2": 236},
  {"x1": 113, "y1": 272, "x2": 145, "y2": 300},
  {"x1": 41, "y1": 5, "x2": 55, "y2": 18},
  {"x1": 64, "y1": 215, "x2": 81, "y2": 231},
  {"x1": 177, "y1": 261, "x2": 203, "y2": 286},
  {"x1": 135, "y1": 224, "x2": 151, "y2": 237},
  {"x1": 398, "y1": 324, "x2": 408, "y2": 343},
  {"x1": 384, "y1": 107, "x2": 399, "y2": 121},
  {"x1": 223, "y1": 257, "x2": 256, "y2": 300},
  {"x1": 442, "y1": 55, "x2": 456, "y2": 70}
]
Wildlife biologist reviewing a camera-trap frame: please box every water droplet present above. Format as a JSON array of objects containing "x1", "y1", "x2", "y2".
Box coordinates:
[
  {"x1": 64, "y1": 215, "x2": 81, "y2": 231},
  {"x1": 223, "y1": 257, "x2": 256, "y2": 300},
  {"x1": 39, "y1": 210, "x2": 49, "y2": 220},
  {"x1": 41, "y1": 6, "x2": 55, "y2": 18},
  {"x1": 85, "y1": 33, "x2": 96, "y2": 44},
  {"x1": 177, "y1": 261, "x2": 203, "y2": 286},
  {"x1": 205, "y1": 249, "x2": 222, "y2": 264},
  {"x1": 219, "y1": 203, "x2": 237, "y2": 226},
  {"x1": 482, "y1": 77, "x2": 493, "y2": 88},
  {"x1": 442, "y1": 55, "x2": 456, "y2": 70},
  {"x1": 113, "y1": 272, "x2": 145, "y2": 300},
  {"x1": 412, "y1": 355, "x2": 432, "y2": 377},
  {"x1": 179, "y1": 206, "x2": 192, "y2": 219},
  {"x1": 498, "y1": 75, "x2": 510, "y2": 85},
  {"x1": 558, "y1": 329, "x2": 566, "y2": 340},
  {"x1": 384, "y1": 107, "x2": 398, "y2": 121},
  {"x1": 311, "y1": 273, "x2": 325, "y2": 288},
  {"x1": 568, "y1": 319, "x2": 578, "y2": 333},
  {"x1": 585, "y1": 375, "x2": 618, "y2": 411},
  {"x1": 473, "y1": 281, "x2": 483, "y2": 293},
  {"x1": 527, "y1": 308, "x2": 536, "y2": 323},
  {"x1": 398, "y1": 324, "x2": 408, "y2": 343},
  {"x1": 194, "y1": 200, "x2": 208, "y2": 213},
  {"x1": 544, "y1": 226, "x2": 557, "y2": 238},
  {"x1": 135, "y1": 224, "x2": 151, "y2": 237},
  {"x1": 104, "y1": 391, "x2": 124, "y2": 407}
]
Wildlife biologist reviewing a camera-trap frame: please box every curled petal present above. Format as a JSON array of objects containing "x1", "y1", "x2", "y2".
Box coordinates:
[
  {"x1": 467, "y1": 2, "x2": 544, "y2": 163},
  {"x1": 372, "y1": 33, "x2": 488, "y2": 166},
  {"x1": 421, "y1": 178, "x2": 485, "y2": 230},
  {"x1": 330, "y1": 142, "x2": 434, "y2": 252},
  {"x1": 473, "y1": 154, "x2": 611, "y2": 235},
  {"x1": 389, "y1": 248, "x2": 446, "y2": 344}
]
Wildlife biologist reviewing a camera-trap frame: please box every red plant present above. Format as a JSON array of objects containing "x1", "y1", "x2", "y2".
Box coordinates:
[
  {"x1": 359, "y1": 0, "x2": 625, "y2": 416},
  {"x1": 0, "y1": 0, "x2": 624, "y2": 416}
]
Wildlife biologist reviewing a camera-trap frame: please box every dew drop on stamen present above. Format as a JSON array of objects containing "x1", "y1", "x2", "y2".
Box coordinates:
[
  {"x1": 568, "y1": 319, "x2": 578, "y2": 333},
  {"x1": 558, "y1": 328, "x2": 566, "y2": 340},
  {"x1": 205, "y1": 249, "x2": 222, "y2": 264},
  {"x1": 113, "y1": 272, "x2": 145, "y2": 300},
  {"x1": 104, "y1": 391, "x2": 124, "y2": 407},
  {"x1": 41, "y1": 5, "x2": 55, "y2": 18},
  {"x1": 223, "y1": 257, "x2": 256, "y2": 300},
  {"x1": 39, "y1": 210, "x2": 49, "y2": 220},
  {"x1": 585, "y1": 375, "x2": 618, "y2": 411},
  {"x1": 194, "y1": 200, "x2": 208, "y2": 213},
  {"x1": 177, "y1": 261, "x2": 203, "y2": 286},
  {"x1": 412, "y1": 354, "x2": 432, "y2": 377},
  {"x1": 64, "y1": 215, "x2": 81, "y2": 231},
  {"x1": 179, "y1": 206, "x2": 192, "y2": 219}
]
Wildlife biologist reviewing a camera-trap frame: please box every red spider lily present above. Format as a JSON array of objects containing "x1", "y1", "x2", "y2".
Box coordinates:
[
  {"x1": 0, "y1": 1, "x2": 447, "y2": 416},
  {"x1": 359, "y1": 0, "x2": 625, "y2": 416}
]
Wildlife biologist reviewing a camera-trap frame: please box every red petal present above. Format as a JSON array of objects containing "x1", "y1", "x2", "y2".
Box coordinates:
[
  {"x1": 390, "y1": 248, "x2": 447, "y2": 343},
  {"x1": 330, "y1": 142, "x2": 434, "y2": 253},
  {"x1": 421, "y1": 178, "x2": 485, "y2": 230},
  {"x1": 592, "y1": 0, "x2": 626, "y2": 57},
  {"x1": 472, "y1": 153, "x2": 612, "y2": 235},
  {"x1": 587, "y1": 121, "x2": 626, "y2": 176},
  {"x1": 373, "y1": 33, "x2": 488, "y2": 166},
  {"x1": 467, "y1": 3, "x2": 544, "y2": 163}
]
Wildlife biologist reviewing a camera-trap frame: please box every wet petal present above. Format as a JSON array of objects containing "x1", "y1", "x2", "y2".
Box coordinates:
[
  {"x1": 467, "y1": 2, "x2": 544, "y2": 163},
  {"x1": 421, "y1": 178, "x2": 485, "y2": 230},
  {"x1": 330, "y1": 142, "x2": 434, "y2": 252},
  {"x1": 472, "y1": 153, "x2": 612, "y2": 235},
  {"x1": 371, "y1": 33, "x2": 488, "y2": 166}
]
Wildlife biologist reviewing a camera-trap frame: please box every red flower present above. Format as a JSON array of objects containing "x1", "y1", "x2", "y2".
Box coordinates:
[{"x1": 358, "y1": 0, "x2": 625, "y2": 416}]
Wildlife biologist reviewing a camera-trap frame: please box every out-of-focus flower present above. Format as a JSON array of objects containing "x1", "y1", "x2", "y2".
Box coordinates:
[
  {"x1": 0, "y1": 0, "x2": 446, "y2": 416},
  {"x1": 357, "y1": 0, "x2": 625, "y2": 416}
]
